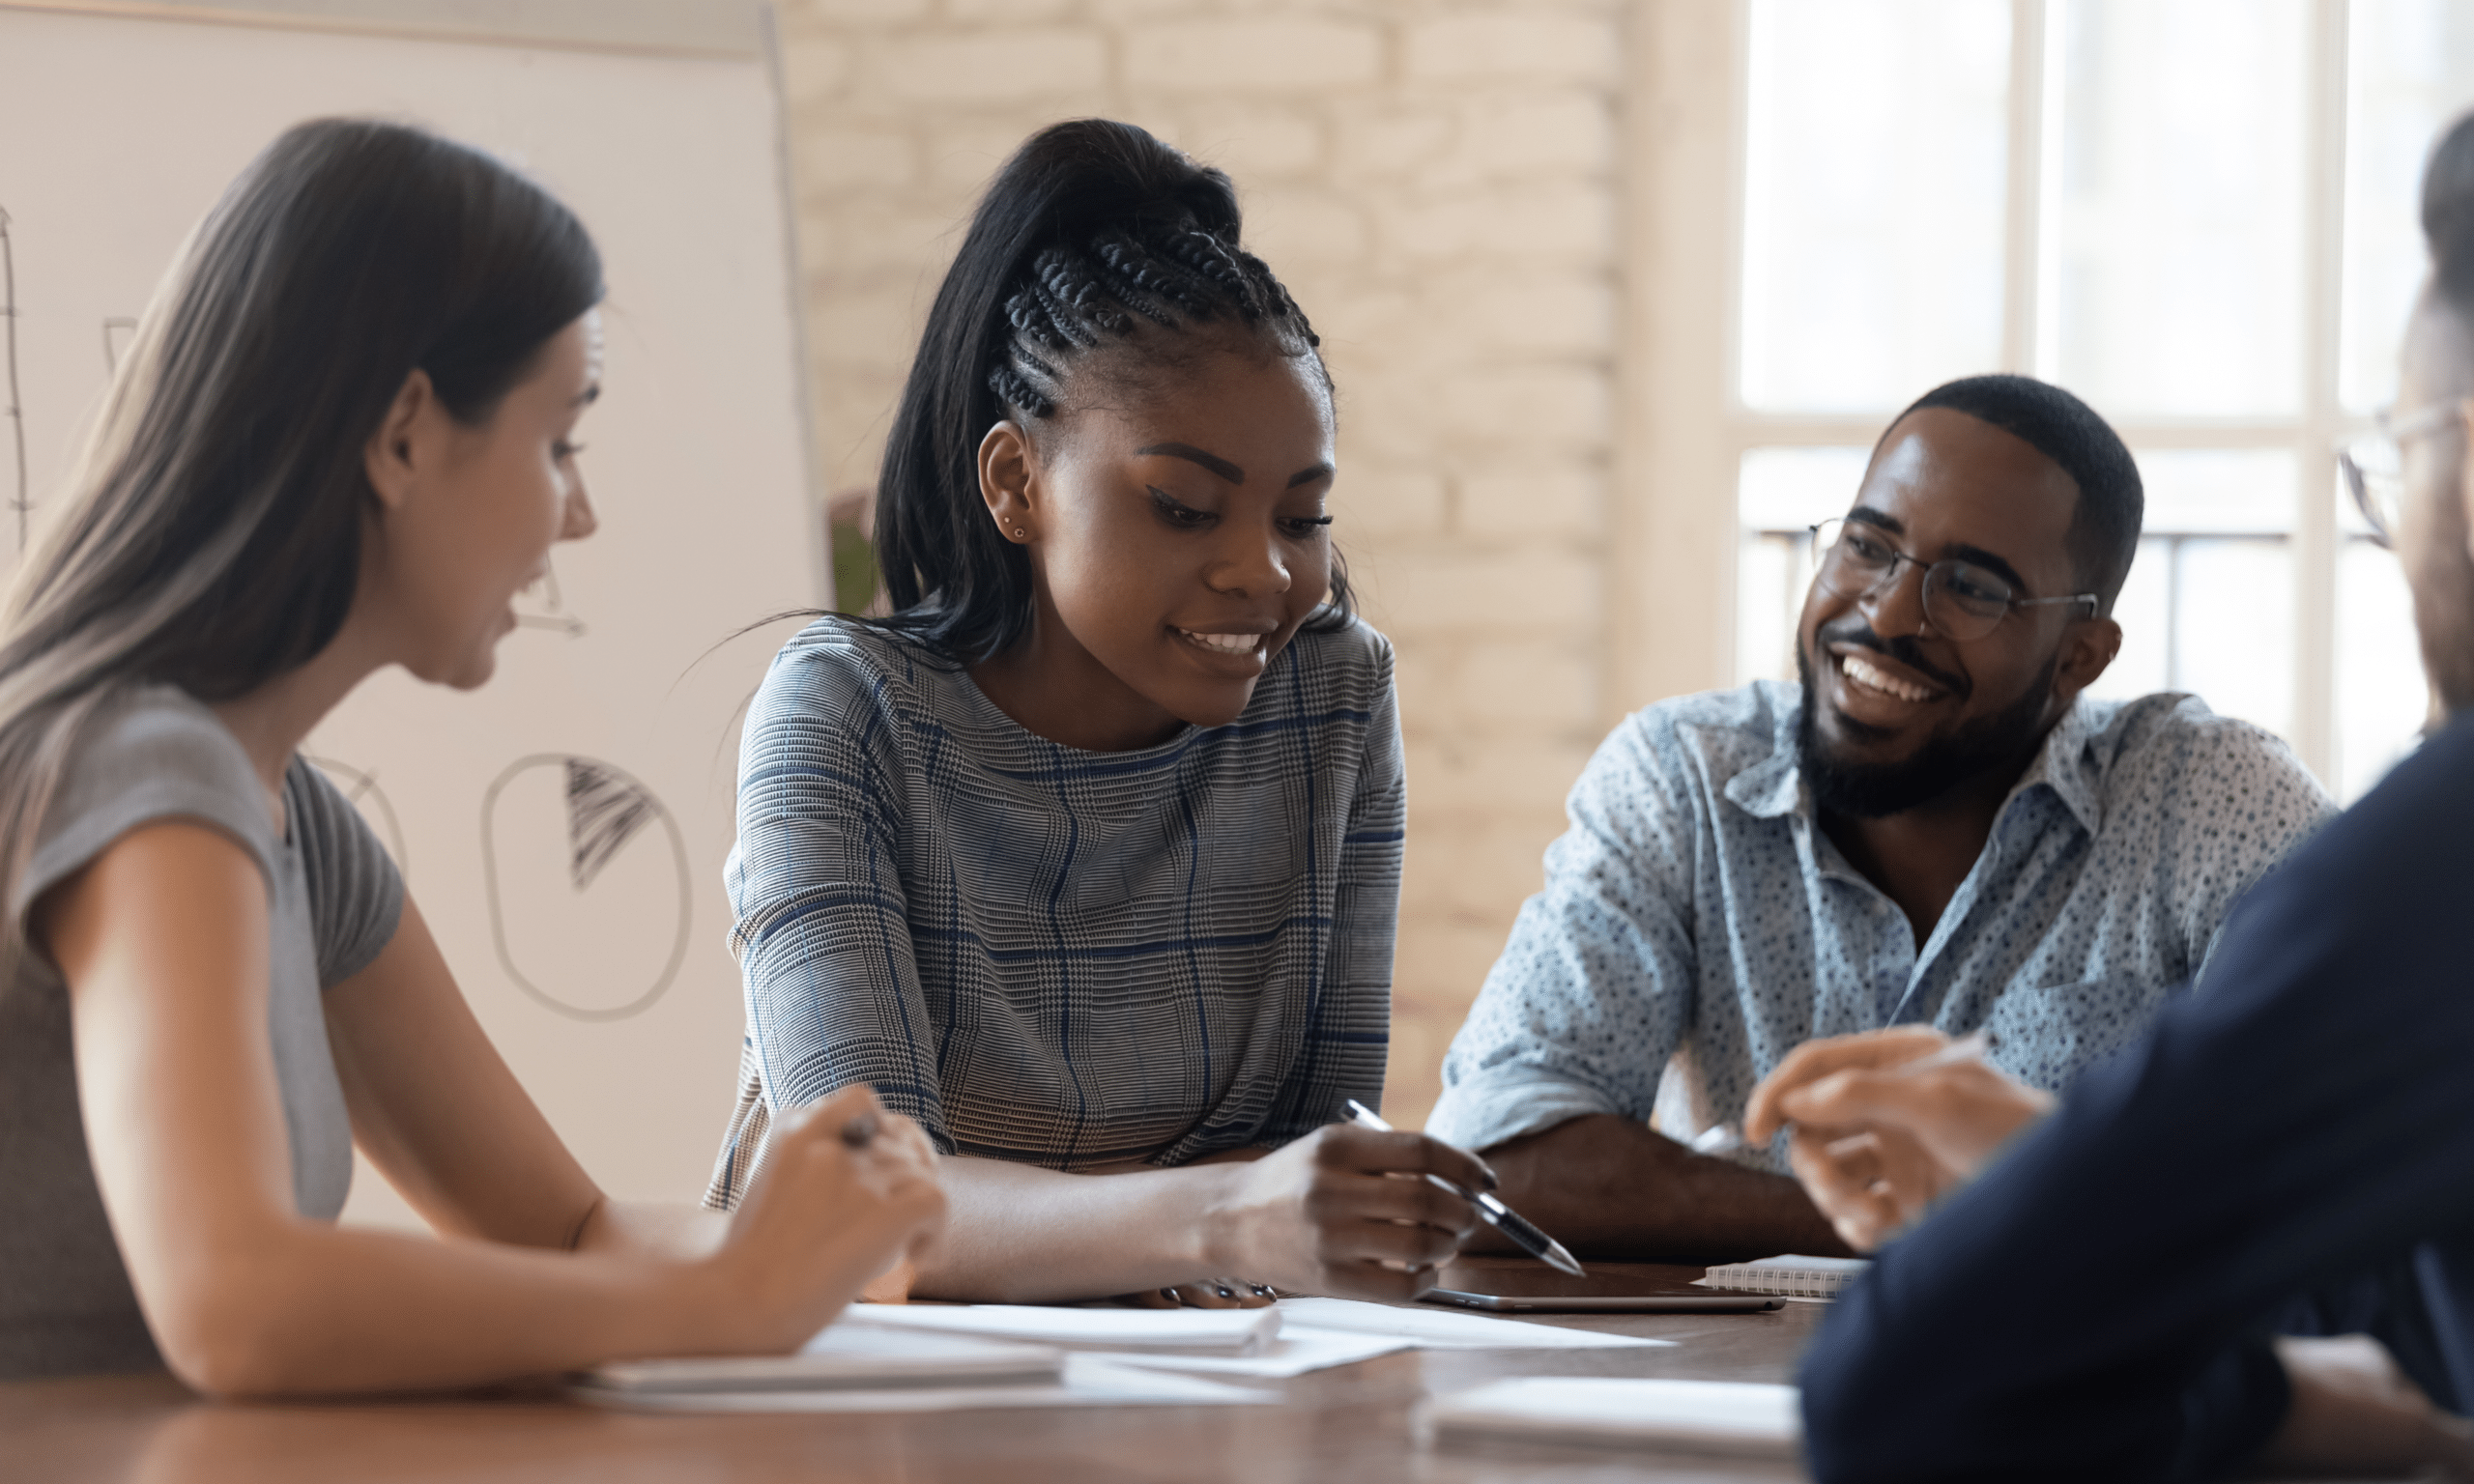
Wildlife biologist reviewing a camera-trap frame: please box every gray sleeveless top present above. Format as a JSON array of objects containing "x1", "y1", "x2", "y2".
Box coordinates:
[{"x1": 0, "y1": 686, "x2": 402, "y2": 1378}]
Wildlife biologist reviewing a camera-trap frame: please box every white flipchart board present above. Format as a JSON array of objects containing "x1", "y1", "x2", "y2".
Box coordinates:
[{"x1": 0, "y1": 1, "x2": 823, "y2": 1227}]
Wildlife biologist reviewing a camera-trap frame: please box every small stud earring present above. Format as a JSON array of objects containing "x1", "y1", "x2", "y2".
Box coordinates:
[{"x1": 1013, "y1": 527, "x2": 1027, "y2": 540}]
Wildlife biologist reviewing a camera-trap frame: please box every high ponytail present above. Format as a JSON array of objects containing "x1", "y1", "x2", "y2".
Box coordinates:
[{"x1": 868, "y1": 118, "x2": 1346, "y2": 666}]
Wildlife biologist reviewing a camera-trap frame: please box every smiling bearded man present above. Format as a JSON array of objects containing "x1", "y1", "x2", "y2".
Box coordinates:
[{"x1": 1424, "y1": 373, "x2": 2336, "y2": 1260}]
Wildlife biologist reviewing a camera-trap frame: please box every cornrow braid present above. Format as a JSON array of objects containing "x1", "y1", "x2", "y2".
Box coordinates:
[{"x1": 986, "y1": 217, "x2": 1325, "y2": 422}]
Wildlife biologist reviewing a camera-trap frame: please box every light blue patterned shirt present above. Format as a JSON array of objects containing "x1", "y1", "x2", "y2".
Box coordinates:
[{"x1": 1425, "y1": 680, "x2": 2333, "y2": 1171}]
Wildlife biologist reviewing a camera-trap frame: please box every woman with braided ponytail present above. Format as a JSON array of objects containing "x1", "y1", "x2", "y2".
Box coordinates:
[{"x1": 706, "y1": 120, "x2": 1488, "y2": 1305}]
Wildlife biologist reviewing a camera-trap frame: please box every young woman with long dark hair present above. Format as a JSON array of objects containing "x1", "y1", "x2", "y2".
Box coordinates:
[
  {"x1": 0, "y1": 119, "x2": 942, "y2": 1393},
  {"x1": 706, "y1": 119, "x2": 1483, "y2": 1306}
]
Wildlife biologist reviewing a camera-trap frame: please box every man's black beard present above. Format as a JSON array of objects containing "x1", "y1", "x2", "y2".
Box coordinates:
[{"x1": 1796, "y1": 641, "x2": 2061, "y2": 820}]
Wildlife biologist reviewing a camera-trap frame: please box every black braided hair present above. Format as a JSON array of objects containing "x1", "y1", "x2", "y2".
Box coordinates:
[{"x1": 868, "y1": 118, "x2": 1348, "y2": 666}]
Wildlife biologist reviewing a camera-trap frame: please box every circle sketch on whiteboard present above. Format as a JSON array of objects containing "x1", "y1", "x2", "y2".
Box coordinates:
[
  {"x1": 480, "y1": 754, "x2": 689, "y2": 1022},
  {"x1": 304, "y1": 755, "x2": 408, "y2": 878}
]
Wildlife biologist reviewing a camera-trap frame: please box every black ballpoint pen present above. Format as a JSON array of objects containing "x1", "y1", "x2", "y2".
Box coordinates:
[{"x1": 1343, "y1": 1099, "x2": 1585, "y2": 1277}]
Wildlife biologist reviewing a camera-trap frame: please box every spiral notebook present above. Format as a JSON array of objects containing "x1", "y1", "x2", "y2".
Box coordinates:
[{"x1": 1693, "y1": 1255, "x2": 1870, "y2": 1299}]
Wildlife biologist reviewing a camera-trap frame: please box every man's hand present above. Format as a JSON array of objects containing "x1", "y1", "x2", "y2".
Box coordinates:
[
  {"x1": 1202, "y1": 1125, "x2": 1485, "y2": 1301},
  {"x1": 2257, "y1": 1335, "x2": 2474, "y2": 1478},
  {"x1": 1742, "y1": 1027, "x2": 2054, "y2": 1251}
]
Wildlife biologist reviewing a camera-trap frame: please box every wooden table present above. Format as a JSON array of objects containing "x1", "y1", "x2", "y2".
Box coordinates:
[{"x1": 1, "y1": 1261, "x2": 1820, "y2": 1484}]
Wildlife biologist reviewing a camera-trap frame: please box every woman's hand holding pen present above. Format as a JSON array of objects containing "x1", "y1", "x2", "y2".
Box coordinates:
[
  {"x1": 1743, "y1": 1026, "x2": 2055, "y2": 1252},
  {"x1": 704, "y1": 1084, "x2": 947, "y2": 1351},
  {"x1": 1201, "y1": 1125, "x2": 1487, "y2": 1302}
]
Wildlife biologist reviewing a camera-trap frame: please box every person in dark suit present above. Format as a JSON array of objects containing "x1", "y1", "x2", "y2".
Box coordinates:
[{"x1": 1769, "y1": 110, "x2": 2474, "y2": 1483}]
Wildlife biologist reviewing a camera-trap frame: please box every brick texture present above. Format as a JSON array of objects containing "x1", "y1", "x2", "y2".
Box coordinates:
[{"x1": 775, "y1": 0, "x2": 1624, "y2": 1129}]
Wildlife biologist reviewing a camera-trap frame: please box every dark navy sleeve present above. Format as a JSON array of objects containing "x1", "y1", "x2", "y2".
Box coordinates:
[{"x1": 1799, "y1": 711, "x2": 2474, "y2": 1484}]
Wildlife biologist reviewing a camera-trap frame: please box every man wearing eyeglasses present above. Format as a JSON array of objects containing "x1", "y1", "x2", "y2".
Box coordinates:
[{"x1": 1424, "y1": 372, "x2": 2333, "y2": 1259}]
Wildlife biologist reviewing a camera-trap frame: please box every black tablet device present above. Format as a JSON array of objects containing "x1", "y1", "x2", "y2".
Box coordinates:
[{"x1": 1418, "y1": 1288, "x2": 1784, "y2": 1314}]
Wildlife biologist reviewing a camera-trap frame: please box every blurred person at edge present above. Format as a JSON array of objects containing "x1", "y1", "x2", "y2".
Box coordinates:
[{"x1": 1775, "y1": 107, "x2": 2474, "y2": 1484}]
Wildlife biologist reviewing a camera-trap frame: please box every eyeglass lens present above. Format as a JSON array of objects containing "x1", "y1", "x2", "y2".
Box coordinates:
[
  {"x1": 1812, "y1": 520, "x2": 2017, "y2": 642},
  {"x1": 2341, "y1": 444, "x2": 2401, "y2": 551}
]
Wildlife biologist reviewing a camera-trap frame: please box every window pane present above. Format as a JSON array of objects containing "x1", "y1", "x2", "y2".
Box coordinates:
[
  {"x1": 2048, "y1": 0, "x2": 2309, "y2": 415},
  {"x1": 2341, "y1": 1, "x2": 2474, "y2": 413},
  {"x1": 2091, "y1": 534, "x2": 2172, "y2": 699},
  {"x1": 2137, "y1": 447, "x2": 2297, "y2": 535},
  {"x1": 1736, "y1": 447, "x2": 1872, "y2": 684},
  {"x1": 2172, "y1": 539, "x2": 2295, "y2": 738},
  {"x1": 2086, "y1": 451, "x2": 2296, "y2": 741},
  {"x1": 2335, "y1": 522, "x2": 2428, "y2": 800},
  {"x1": 1740, "y1": 0, "x2": 2009, "y2": 414}
]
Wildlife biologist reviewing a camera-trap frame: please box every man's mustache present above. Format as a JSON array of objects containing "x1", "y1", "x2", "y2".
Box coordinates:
[{"x1": 1814, "y1": 619, "x2": 1971, "y2": 700}]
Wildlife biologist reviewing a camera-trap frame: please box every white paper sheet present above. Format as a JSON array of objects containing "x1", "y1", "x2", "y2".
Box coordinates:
[
  {"x1": 572, "y1": 1356, "x2": 1276, "y2": 1413},
  {"x1": 1423, "y1": 1377, "x2": 1800, "y2": 1458},
  {"x1": 584, "y1": 1325, "x2": 1062, "y2": 1395},
  {"x1": 1106, "y1": 1327, "x2": 1415, "y2": 1378},
  {"x1": 1271, "y1": 1298, "x2": 1675, "y2": 1350},
  {"x1": 841, "y1": 1303, "x2": 1280, "y2": 1355}
]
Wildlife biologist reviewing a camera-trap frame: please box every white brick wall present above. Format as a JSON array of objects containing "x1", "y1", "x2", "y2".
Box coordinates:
[{"x1": 776, "y1": 0, "x2": 1625, "y2": 1127}]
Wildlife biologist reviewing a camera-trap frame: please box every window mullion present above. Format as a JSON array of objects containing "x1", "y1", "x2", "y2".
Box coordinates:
[
  {"x1": 2294, "y1": 0, "x2": 2351, "y2": 786},
  {"x1": 2002, "y1": 0, "x2": 2049, "y2": 375}
]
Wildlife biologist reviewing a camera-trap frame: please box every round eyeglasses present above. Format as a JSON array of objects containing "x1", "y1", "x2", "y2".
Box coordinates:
[
  {"x1": 2337, "y1": 400, "x2": 2465, "y2": 551},
  {"x1": 1808, "y1": 518, "x2": 2098, "y2": 642}
]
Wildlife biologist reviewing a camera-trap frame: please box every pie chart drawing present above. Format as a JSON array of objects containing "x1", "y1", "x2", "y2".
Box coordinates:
[
  {"x1": 480, "y1": 754, "x2": 690, "y2": 1022},
  {"x1": 304, "y1": 755, "x2": 408, "y2": 879}
]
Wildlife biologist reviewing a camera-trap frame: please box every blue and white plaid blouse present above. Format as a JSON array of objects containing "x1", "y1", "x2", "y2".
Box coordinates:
[{"x1": 705, "y1": 614, "x2": 1402, "y2": 1207}]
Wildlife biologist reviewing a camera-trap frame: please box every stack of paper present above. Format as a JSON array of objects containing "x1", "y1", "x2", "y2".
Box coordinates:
[
  {"x1": 573, "y1": 1317, "x2": 1279, "y2": 1413},
  {"x1": 574, "y1": 1293, "x2": 1688, "y2": 1412},
  {"x1": 580, "y1": 1325, "x2": 1062, "y2": 1397},
  {"x1": 839, "y1": 1301, "x2": 1281, "y2": 1356},
  {"x1": 1422, "y1": 1377, "x2": 1802, "y2": 1459}
]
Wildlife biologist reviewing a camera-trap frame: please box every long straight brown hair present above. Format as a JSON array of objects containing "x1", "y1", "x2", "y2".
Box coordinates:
[{"x1": 0, "y1": 118, "x2": 601, "y2": 980}]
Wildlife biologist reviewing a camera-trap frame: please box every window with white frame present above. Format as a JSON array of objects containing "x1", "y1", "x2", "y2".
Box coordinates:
[{"x1": 1731, "y1": 0, "x2": 2474, "y2": 801}]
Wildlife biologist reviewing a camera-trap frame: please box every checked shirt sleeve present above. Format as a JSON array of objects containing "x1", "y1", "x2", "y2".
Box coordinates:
[{"x1": 704, "y1": 646, "x2": 945, "y2": 1211}]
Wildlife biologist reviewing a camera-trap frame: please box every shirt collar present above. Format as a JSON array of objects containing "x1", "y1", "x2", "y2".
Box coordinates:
[
  {"x1": 2005, "y1": 694, "x2": 2105, "y2": 837},
  {"x1": 1723, "y1": 693, "x2": 1812, "y2": 821},
  {"x1": 1722, "y1": 685, "x2": 2105, "y2": 837}
]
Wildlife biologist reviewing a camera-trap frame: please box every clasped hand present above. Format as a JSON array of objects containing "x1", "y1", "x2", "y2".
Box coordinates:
[{"x1": 1742, "y1": 1025, "x2": 2055, "y2": 1252}]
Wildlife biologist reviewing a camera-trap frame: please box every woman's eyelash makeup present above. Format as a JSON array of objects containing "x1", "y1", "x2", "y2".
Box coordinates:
[
  {"x1": 1147, "y1": 486, "x2": 1211, "y2": 525},
  {"x1": 1148, "y1": 487, "x2": 1336, "y2": 532},
  {"x1": 553, "y1": 441, "x2": 586, "y2": 460}
]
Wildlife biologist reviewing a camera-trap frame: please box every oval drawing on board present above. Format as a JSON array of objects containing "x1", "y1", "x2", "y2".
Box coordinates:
[
  {"x1": 304, "y1": 755, "x2": 408, "y2": 879},
  {"x1": 480, "y1": 754, "x2": 690, "y2": 1022}
]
